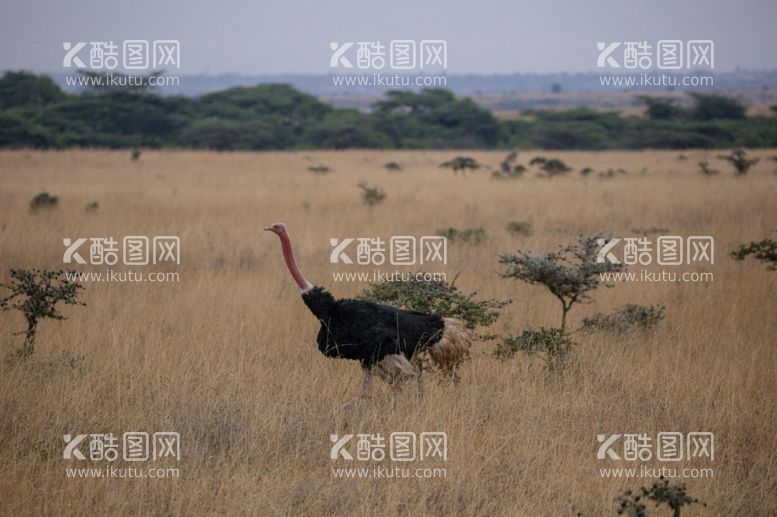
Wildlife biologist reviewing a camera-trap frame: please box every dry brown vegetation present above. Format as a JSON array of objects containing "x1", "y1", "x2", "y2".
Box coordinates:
[{"x1": 1, "y1": 149, "x2": 776, "y2": 516}]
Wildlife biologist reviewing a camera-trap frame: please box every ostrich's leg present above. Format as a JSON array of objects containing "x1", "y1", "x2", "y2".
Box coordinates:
[{"x1": 342, "y1": 369, "x2": 372, "y2": 409}]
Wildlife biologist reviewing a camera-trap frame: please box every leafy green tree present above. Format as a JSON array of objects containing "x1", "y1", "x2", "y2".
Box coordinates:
[
  {"x1": 303, "y1": 111, "x2": 391, "y2": 149},
  {"x1": 0, "y1": 112, "x2": 55, "y2": 148},
  {"x1": 0, "y1": 71, "x2": 64, "y2": 109},
  {"x1": 637, "y1": 96, "x2": 685, "y2": 120},
  {"x1": 374, "y1": 89, "x2": 456, "y2": 113},
  {"x1": 690, "y1": 93, "x2": 746, "y2": 120},
  {"x1": 373, "y1": 89, "x2": 505, "y2": 147},
  {"x1": 179, "y1": 118, "x2": 283, "y2": 150},
  {"x1": 197, "y1": 84, "x2": 331, "y2": 121}
]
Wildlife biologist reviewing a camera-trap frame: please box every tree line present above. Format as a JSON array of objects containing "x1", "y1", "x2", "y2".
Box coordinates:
[{"x1": 1, "y1": 71, "x2": 776, "y2": 150}]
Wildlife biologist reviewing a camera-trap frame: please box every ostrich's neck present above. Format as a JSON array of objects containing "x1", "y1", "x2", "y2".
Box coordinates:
[{"x1": 279, "y1": 232, "x2": 313, "y2": 292}]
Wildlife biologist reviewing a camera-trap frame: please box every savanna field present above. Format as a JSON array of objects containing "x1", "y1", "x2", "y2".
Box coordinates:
[{"x1": 1, "y1": 149, "x2": 776, "y2": 516}]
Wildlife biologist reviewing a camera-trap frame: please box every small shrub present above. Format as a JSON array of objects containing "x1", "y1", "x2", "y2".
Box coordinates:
[
  {"x1": 500, "y1": 151, "x2": 518, "y2": 172},
  {"x1": 719, "y1": 148, "x2": 758, "y2": 176},
  {"x1": 506, "y1": 221, "x2": 533, "y2": 237},
  {"x1": 542, "y1": 158, "x2": 572, "y2": 176},
  {"x1": 616, "y1": 477, "x2": 704, "y2": 517},
  {"x1": 130, "y1": 147, "x2": 141, "y2": 161},
  {"x1": 531, "y1": 156, "x2": 572, "y2": 176},
  {"x1": 731, "y1": 239, "x2": 777, "y2": 270},
  {"x1": 0, "y1": 269, "x2": 85, "y2": 361},
  {"x1": 492, "y1": 164, "x2": 525, "y2": 179},
  {"x1": 437, "y1": 227, "x2": 487, "y2": 244},
  {"x1": 697, "y1": 160, "x2": 718, "y2": 176},
  {"x1": 383, "y1": 161, "x2": 402, "y2": 171},
  {"x1": 494, "y1": 327, "x2": 574, "y2": 369},
  {"x1": 85, "y1": 201, "x2": 99, "y2": 213},
  {"x1": 308, "y1": 164, "x2": 332, "y2": 174},
  {"x1": 599, "y1": 168, "x2": 628, "y2": 178},
  {"x1": 582, "y1": 304, "x2": 666, "y2": 333},
  {"x1": 38, "y1": 350, "x2": 87, "y2": 376},
  {"x1": 439, "y1": 156, "x2": 481, "y2": 173},
  {"x1": 357, "y1": 182, "x2": 386, "y2": 205},
  {"x1": 29, "y1": 191, "x2": 58, "y2": 212},
  {"x1": 493, "y1": 151, "x2": 527, "y2": 179},
  {"x1": 580, "y1": 166, "x2": 594, "y2": 176}
]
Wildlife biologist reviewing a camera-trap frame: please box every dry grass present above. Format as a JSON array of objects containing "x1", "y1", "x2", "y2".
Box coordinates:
[{"x1": 0, "y1": 149, "x2": 776, "y2": 516}]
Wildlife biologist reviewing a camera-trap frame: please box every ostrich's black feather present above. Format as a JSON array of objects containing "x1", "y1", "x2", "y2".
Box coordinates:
[{"x1": 301, "y1": 286, "x2": 445, "y2": 368}]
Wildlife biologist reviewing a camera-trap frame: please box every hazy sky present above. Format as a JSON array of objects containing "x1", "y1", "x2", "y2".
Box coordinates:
[{"x1": 1, "y1": 0, "x2": 776, "y2": 74}]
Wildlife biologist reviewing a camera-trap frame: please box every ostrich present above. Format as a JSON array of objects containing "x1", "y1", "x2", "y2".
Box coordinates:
[{"x1": 265, "y1": 223, "x2": 471, "y2": 406}]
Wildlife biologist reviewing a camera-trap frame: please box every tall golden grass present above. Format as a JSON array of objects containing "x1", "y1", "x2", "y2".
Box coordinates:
[{"x1": 0, "y1": 149, "x2": 775, "y2": 516}]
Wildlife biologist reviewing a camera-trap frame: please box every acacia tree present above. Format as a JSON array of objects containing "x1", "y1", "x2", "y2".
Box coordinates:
[
  {"x1": 498, "y1": 235, "x2": 625, "y2": 331},
  {"x1": 0, "y1": 269, "x2": 85, "y2": 360}
]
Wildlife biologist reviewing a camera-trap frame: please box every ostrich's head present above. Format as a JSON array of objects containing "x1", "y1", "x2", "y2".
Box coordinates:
[{"x1": 264, "y1": 222, "x2": 287, "y2": 236}]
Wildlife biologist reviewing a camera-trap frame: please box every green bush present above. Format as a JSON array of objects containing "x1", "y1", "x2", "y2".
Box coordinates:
[
  {"x1": 731, "y1": 239, "x2": 777, "y2": 270},
  {"x1": 697, "y1": 160, "x2": 718, "y2": 176},
  {"x1": 616, "y1": 477, "x2": 704, "y2": 517},
  {"x1": 582, "y1": 304, "x2": 666, "y2": 333},
  {"x1": 437, "y1": 227, "x2": 487, "y2": 244},
  {"x1": 439, "y1": 156, "x2": 481, "y2": 173},
  {"x1": 529, "y1": 156, "x2": 572, "y2": 176},
  {"x1": 506, "y1": 221, "x2": 533, "y2": 236},
  {"x1": 357, "y1": 182, "x2": 385, "y2": 205},
  {"x1": 357, "y1": 276, "x2": 508, "y2": 333},
  {"x1": 307, "y1": 164, "x2": 331, "y2": 174},
  {"x1": 494, "y1": 327, "x2": 574, "y2": 369},
  {"x1": 719, "y1": 148, "x2": 758, "y2": 175},
  {"x1": 29, "y1": 191, "x2": 58, "y2": 212}
]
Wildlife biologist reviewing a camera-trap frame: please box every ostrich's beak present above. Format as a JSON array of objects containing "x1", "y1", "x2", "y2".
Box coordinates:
[{"x1": 263, "y1": 226, "x2": 273, "y2": 232}]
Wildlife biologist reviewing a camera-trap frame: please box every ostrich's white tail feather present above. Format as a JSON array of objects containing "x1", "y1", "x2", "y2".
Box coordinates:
[
  {"x1": 428, "y1": 317, "x2": 472, "y2": 378},
  {"x1": 370, "y1": 318, "x2": 472, "y2": 384},
  {"x1": 371, "y1": 353, "x2": 418, "y2": 382}
]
